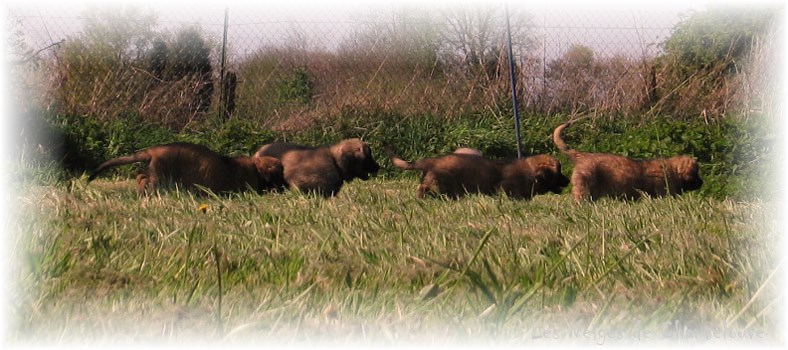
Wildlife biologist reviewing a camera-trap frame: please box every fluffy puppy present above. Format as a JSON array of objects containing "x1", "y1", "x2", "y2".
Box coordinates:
[
  {"x1": 88, "y1": 142, "x2": 284, "y2": 195},
  {"x1": 254, "y1": 138, "x2": 380, "y2": 197},
  {"x1": 385, "y1": 147, "x2": 568, "y2": 199},
  {"x1": 553, "y1": 121, "x2": 703, "y2": 202}
]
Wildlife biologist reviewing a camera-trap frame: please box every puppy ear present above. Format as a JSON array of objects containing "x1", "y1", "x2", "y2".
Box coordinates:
[
  {"x1": 359, "y1": 143, "x2": 379, "y2": 176},
  {"x1": 530, "y1": 157, "x2": 567, "y2": 191},
  {"x1": 254, "y1": 156, "x2": 283, "y2": 183},
  {"x1": 333, "y1": 141, "x2": 357, "y2": 180},
  {"x1": 334, "y1": 139, "x2": 377, "y2": 181},
  {"x1": 534, "y1": 165, "x2": 553, "y2": 186},
  {"x1": 675, "y1": 156, "x2": 698, "y2": 180},
  {"x1": 346, "y1": 143, "x2": 366, "y2": 160},
  {"x1": 530, "y1": 157, "x2": 554, "y2": 180}
]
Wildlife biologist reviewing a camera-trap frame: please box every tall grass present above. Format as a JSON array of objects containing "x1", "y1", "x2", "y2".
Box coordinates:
[
  {"x1": 24, "y1": 4, "x2": 779, "y2": 133},
  {"x1": 8, "y1": 177, "x2": 779, "y2": 345}
]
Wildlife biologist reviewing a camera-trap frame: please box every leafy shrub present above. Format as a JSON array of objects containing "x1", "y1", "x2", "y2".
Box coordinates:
[
  {"x1": 662, "y1": 6, "x2": 775, "y2": 78},
  {"x1": 50, "y1": 7, "x2": 217, "y2": 130},
  {"x1": 44, "y1": 112, "x2": 176, "y2": 174},
  {"x1": 654, "y1": 5, "x2": 778, "y2": 119},
  {"x1": 160, "y1": 25, "x2": 215, "y2": 114},
  {"x1": 277, "y1": 67, "x2": 314, "y2": 104},
  {"x1": 183, "y1": 117, "x2": 278, "y2": 156}
]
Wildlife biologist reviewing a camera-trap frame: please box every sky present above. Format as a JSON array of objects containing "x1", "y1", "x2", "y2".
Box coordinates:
[{"x1": 4, "y1": 0, "x2": 707, "y2": 65}]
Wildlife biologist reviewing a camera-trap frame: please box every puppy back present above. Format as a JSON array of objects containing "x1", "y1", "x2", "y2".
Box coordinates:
[
  {"x1": 453, "y1": 148, "x2": 482, "y2": 156},
  {"x1": 255, "y1": 142, "x2": 313, "y2": 159}
]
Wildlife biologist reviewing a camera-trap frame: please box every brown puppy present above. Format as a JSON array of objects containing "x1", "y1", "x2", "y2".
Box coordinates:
[
  {"x1": 254, "y1": 138, "x2": 380, "y2": 197},
  {"x1": 553, "y1": 121, "x2": 703, "y2": 202},
  {"x1": 386, "y1": 147, "x2": 569, "y2": 199},
  {"x1": 88, "y1": 142, "x2": 285, "y2": 195}
]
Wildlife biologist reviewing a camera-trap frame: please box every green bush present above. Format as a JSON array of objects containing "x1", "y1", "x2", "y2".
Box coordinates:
[
  {"x1": 166, "y1": 26, "x2": 215, "y2": 113},
  {"x1": 653, "y1": 5, "x2": 778, "y2": 119},
  {"x1": 662, "y1": 6, "x2": 775, "y2": 78},
  {"x1": 277, "y1": 67, "x2": 314, "y2": 104},
  {"x1": 44, "y1": 112, "x2": 176, "y2": 175},
  {"x1": 182, "y1": 117, "x2": 278, "y2": 156}
]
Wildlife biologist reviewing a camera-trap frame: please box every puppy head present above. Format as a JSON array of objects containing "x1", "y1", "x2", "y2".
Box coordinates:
[
  {"x1": 334, "y1": 138, "x2": 380, "y2": 181},
  {"x1": 253, "y1": 156, "x2": 286, "y2": 190},
  {"x1": 530, "y1": 155, "x2": 570, "y2": 194},
  {"x1": 672, "y1": 155, "x2": 703, "y2": 192}
]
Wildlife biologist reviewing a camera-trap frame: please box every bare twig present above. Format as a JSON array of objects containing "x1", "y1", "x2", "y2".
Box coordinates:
[{"x1": 12, "y1": 39, "x2": 65, "y2": 65}]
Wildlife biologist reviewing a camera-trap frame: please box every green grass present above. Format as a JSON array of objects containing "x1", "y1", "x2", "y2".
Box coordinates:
[{"x1": 7, "y1": 177, "x2": 781, "y2": 346}]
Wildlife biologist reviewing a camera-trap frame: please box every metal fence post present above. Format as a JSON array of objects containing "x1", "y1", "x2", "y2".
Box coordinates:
[
  {"x1": 506, "y1": 4, "x2": 523, "y2": 158},
  {"x1": 220, "y1": 6, "x2": 230, "y2": 119}
]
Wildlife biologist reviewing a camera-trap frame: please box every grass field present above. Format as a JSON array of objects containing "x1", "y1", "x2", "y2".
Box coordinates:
[{"x1": 7, "y1": 176, "x2": 782, "y2": 346}]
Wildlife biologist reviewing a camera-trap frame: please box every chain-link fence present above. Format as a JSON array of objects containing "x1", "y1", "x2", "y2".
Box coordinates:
[{"x1": 6, "y1": 3, "x2": 777, "y2": 130}]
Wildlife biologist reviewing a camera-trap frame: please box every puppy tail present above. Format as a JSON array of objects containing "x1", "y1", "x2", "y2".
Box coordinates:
[
  {"x1": 553, "y1": 122, "x2": 580, "y2": 160},
  {"x1": 87, "y1": 151, "x2": 151, "y2": 182},
  {"x1": 382, "y1": 143, "x2": 417, "y2": 170}
]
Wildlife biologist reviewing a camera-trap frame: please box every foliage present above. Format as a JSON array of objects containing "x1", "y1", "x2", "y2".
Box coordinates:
[
  {"x1": 277, "y1": 67, "x2": 314, "y2": 104},
  {"x1": 50, "y1": 6, "x2": 216, "y2": 127},
  {"x1": 147, "y1": 38, "x2": 169, "y2": 79},
  {"x1": 652, "y1": 5, "x2": 779, "y2": 119},
  {"x1": 662, "y1": 5, "x2": 776, "y2": 77},
  {"x1": 184, "y1": 117, "x2": 278, "y2": 156},
  {"x1": 45, "y1": 112, "x2": 176, "y2": 173},
  {"x1": 167, "y1": 26, "x2": 215, "y2": 112},
  {"x1": 32, "y1": 3, "x2": 779, "y2": 130}
]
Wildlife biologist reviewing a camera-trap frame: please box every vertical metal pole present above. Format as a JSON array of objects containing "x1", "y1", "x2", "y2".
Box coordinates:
[
  {"x1": 220, "y1": 6, "x2": 229, "y2": 118},
  {"x1": 506, "y1": 4, "x2": 523, "y2": 158},
  {"x1": 542, "y1": 7, "x2": 547, "y2": 111}
]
